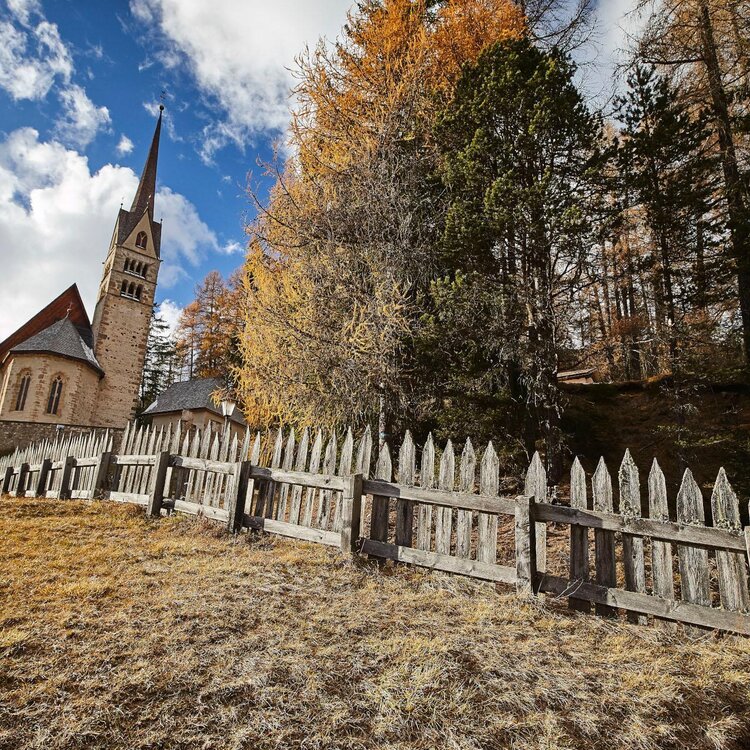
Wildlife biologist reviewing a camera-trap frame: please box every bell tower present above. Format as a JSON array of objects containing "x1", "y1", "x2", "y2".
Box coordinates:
[{"x1": 91, "y1": 106, "x2": 164, "y2": 427}]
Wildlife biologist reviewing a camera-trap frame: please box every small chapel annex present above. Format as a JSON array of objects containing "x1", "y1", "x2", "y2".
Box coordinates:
[{"x1": 0, "y1": 108, "x2": 165, "y2": 431}]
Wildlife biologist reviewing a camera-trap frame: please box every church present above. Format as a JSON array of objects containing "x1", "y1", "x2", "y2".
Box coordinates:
[{"x1": 0, "y1": 108, "x2": 164, "y2": 432}]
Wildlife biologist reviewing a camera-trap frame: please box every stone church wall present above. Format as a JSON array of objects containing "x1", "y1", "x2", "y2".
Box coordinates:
[{"x1": 0, "y1": 353, "x2": 100, "y2": 425}]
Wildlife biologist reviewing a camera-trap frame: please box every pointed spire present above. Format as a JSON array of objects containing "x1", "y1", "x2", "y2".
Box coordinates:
[{"x1": 130, "y1": 105, "x2": 163, "y2": 218}]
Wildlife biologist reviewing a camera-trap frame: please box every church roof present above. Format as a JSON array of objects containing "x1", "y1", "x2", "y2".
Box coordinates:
[
  {"x1": 130, "y1": 106, "x2": 162, "y2": 219},
  {"x1": 0, "y1": 284, "x2": 90, "y2": 364},
  {"x1": 143, "y1": 377, "x2": 246, "y2": 425},
  {"x1": 116, "y1": 106, "x2": 164, "y2": 258},
  {"x1": 114, "y1": 207, "x2": 162, "y2": 251},
  {"x1": 10, "y1": 317, "x2": 104, "y2": 376}
]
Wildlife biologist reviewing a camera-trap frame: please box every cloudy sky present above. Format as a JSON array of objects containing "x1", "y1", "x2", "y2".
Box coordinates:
[{"x1": 0, "y1": 0, "x2": 641, "y2": 340}]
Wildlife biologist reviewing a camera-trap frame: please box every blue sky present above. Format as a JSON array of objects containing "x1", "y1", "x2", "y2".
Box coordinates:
[{"x1": 0, "y1": 0, "x2": 638, "y2": 340}]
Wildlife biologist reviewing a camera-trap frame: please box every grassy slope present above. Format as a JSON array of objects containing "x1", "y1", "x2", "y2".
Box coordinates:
[{"x1": 2, "y1": 498, "x2": 750, "y2": 750}]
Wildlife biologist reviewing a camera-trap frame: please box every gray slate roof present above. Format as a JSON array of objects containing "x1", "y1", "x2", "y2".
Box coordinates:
[
  {"x1": 11, "y1": 317, "x2": 103, "y2": 375},
  {"x1": 143, "y1": 377, "x2": 246, "y2": 425}
]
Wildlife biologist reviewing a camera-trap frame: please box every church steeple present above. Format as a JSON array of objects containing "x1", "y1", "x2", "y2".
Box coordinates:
[
  {"x1": 129, "y1": 104, "x2": 163, "y2": 218},
  {"x1": 89, "y1": 107, "x2": 165, "y2": 427}
]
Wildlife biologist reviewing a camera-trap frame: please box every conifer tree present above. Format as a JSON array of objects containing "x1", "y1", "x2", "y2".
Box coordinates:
[
  {"x1": 427, "y1": 38, "x2": 602, "y2": 477},
  {"x1": 614, "y1": 64, "x2": 717, "y2": 363},
  {"x1": 139, "y1": 307, "x2": 180, "y2": 412}
]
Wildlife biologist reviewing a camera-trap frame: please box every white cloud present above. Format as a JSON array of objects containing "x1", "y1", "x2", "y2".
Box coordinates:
[
  {"x1": 0, "y1": 128, "x2": 221, "y2": 340},
  {"x1": 56, "y1": 84, "x2": 111, "y2": 148},
  {"x1": 6, "y1": 0, "x2": 43, "y2": 26},
  {"x1": 0, "y1": 4, "x2": 113, "y2": 151},
  {"x1": 578, "y1": 0, "x2": 647, "y2": 105},
  {"x1": 156, "y1": 299, "x2": 183, "y2": 337},
  {"x1": 0, "y1": 17, "x2": 73, "y2": 100},
  {"x1": 219, "y1": 240, "x2": 242, "y2": 255},
  {"x1": 116, "y1": 134, "x2": 134, "y2": 156},
  {"x1": 129, "y1": 0, "x2": 352, "y2": 161}
]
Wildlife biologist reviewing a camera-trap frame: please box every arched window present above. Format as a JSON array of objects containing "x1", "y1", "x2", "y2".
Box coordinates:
[
  {"x1": 135, "y1": 232, "x2": 147, "y2": 249},
  {"x1": 124, "y1": 259, "x2": 130, "y2": 272},
  {"x1": 120, "y1": 280, "x2": 128, "y2": 295},
  {"x1": 135, "y1": 285, "x2": 143, "y2": 301},
  {"x1": 14, "y1": 371, "x2": 31, "y2": 411},
  {"x1": 136, "y1": 262, "x2": 143, "y2": 275},
  {"x1": 128, "y1": 282, "x2": 135, "y2": 297},
  {"x1": 142, "y1": 264, "x2": 148, "y2": 278},
  {"x1": 46, "y1": 376, "x2": 63, "y2": 415}
]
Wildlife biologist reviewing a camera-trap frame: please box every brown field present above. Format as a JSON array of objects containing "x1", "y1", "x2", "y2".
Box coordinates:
[{"x1": 2, "y1": 497, "x2": 750, "y2": 750}]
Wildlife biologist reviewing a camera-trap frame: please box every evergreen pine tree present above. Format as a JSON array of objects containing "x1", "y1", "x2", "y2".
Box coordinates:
[
  {"x1": 425, "y1": 37, "x2": 601, "y2": 478},
  {"x1": 614, "y1": 64, "x2": 717, "y2": 363}
]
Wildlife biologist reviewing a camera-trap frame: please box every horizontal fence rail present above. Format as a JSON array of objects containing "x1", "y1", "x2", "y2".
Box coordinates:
[{"x1": 2, "y1": 422, "x2": 750, "y2": 636}]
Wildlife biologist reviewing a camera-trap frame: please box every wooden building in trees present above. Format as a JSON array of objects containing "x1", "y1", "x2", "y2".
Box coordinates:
[{"x1": 0, "y1": 109, "x2": 164, "y2": 431}]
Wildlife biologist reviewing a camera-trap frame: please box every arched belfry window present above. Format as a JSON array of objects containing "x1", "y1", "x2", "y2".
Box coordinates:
[
  {"x1": 135, "y1": 285, "x2": 143, "y2": 301},
  {"x1": 120, "y1": 280, "x2": 128, "y2": 296},
  {"x1": 135, "y1": 231, "x2": 147, "y2": 250},
  {"x1": 14, "y1": 371, "x2": 31, "y2": 411},
  {"x1": 46, "y1": 376, "x2": 63, "y2": 415}
]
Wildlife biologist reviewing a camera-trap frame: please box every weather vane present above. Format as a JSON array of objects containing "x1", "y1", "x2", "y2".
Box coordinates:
[{"x1": 159, "y1": 90, "x2": 167, "y2": 111}]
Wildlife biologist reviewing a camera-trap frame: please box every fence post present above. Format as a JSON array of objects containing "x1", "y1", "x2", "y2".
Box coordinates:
[
  {"x1": 340, "y1": 473, "x2": 363, "y2": 557},
  {"x1": 2, "y1": 466, "x2": 14, "y2": 496},
  {"x1": 14, "y1": 463, "x2": 29, "y2": 498},
  {"x1": 92, "y1": 451, "x2": 112, "y2": 498},
  {"x1": 59, "y1": 456, "x2": 75, "y2": 499},
  {"x1": 146, "y1": 451, "x2": 170, "y2": 517},
  {"x1": 228, "y1": 461, "x2": 251, "y2": 534},
  {"x1": 515, "y1": 494, "x2": 537, "y2": 596},
  {"x1": 34, "y1": 459, "x2": 52, "y2": 498}
]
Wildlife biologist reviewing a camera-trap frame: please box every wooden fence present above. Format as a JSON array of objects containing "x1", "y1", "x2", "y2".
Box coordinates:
[{"x1": 2, "y1": 421, "x2": 750, "y2": 636}]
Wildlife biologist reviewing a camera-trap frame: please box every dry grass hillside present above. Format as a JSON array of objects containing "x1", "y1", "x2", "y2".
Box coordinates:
[{"x1": 2, "y1": 497, "x2": 750, "y2": 750}]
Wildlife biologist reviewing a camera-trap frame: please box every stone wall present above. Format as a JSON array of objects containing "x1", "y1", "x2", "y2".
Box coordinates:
[
  {"x1": 0, "y1": 353, "x2": 101, "y2": 425},
  {"x1": 0, "y1": 420, "x2": 124, "y2": 456}
]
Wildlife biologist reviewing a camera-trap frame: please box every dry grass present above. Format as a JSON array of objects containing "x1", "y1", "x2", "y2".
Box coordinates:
[{"x1": 2, "y1": 498, "x2": 750, "y2": 750}]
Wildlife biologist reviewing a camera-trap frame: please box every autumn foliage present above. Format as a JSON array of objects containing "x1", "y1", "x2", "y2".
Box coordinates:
[{"x1": 237, "y1": 0, "x2": 526, "y2": 429}]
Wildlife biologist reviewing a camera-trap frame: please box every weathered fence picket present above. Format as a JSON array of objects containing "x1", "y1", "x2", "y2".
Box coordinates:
[
  {"x1": 434, "y1": 440, "x2": 455, "y2": 556},
  {"x1": 370, "y1": 441, "x2": 391, "y2": 543},
  {"x1": 677, "y1": 469, "x2": 712, "y2": 633},
  {"x1": 477, "y1": 442, "x2": 499, "y2": 565},
  {"x1": 619, "y1": 450, "x2": 647, "y2": 625},
  {"x1": 301, "y1": 430, "x2": 323, "y2": 527},
  {"x1": 711, "y1": 468, "x2": 750, "y2": 613},
  {"x1": 524, "y1": 452, "x2": 547, "y2": 574},
  {"x1": 416, "y1": 434, "x2": 435, "y2": 551},
  {"x1": 592, "y1": 458, "x2": 617, "y2": 618},
  {"x1": 569, "y1": 457, "x2": 590, "y2": 613},
  {"x1": 395, "y1": 431, "x2": 415, "y2": 547}
]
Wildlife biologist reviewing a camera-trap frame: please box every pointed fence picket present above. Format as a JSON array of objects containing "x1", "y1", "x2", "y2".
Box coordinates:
[
  {"x1": 332, "y1": 428, "x2": 354, "y2": 533},
  {"x1": 434, "y1": 440, "x2": 455, "y2": 556},
  {"x1": 568, "y1": 458, "x2": 590, "y2": 613},
  {"x1": 619, "y1": 451, "x2": 647, "y2": 625},
  {"x1": 477, "y1": 442, "x2": 499, "y2": 564},
  {"x1": 395, "y1": 431, "x2": 415, "y2": 547},
  {"x1": 524, "y1": 452, "x2": 547, "y2": 575},
  {"x1": 416, "y1": 434, "x2": 435, "y2": 551},
  {"x1": 455, "y1": 438, "x2": 475, "y2": 559}
]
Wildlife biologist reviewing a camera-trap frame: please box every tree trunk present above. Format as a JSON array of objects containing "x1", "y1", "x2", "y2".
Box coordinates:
[
  {"x1": 697, "y1": 0, "x2": 750, "y2": 363},
  {"x1": 659, "y1": 229, "x2": 678, "y2": 362}
]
